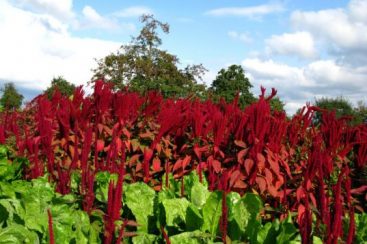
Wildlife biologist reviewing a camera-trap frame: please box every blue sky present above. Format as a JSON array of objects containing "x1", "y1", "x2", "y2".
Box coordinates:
[{"x1": 1, "y1": 0, "x2": 367, "y2": 114}]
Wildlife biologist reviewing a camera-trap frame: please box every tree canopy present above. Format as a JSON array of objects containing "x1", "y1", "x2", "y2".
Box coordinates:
[
  {"x1": 44, "y1": 76, "x2": 76, "y2": 99},
  {"x1": 0, "y1": 82, "x2": 24, "y2": 111},
  {"x1": 210, "y1": 64, "x2": 255, "y2": 107},
  {"x1": 92, "y1": 14, "x2": 207, "y2": 98}
]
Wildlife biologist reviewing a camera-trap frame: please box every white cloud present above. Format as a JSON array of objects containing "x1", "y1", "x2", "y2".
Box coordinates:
[
  {"x1": 348, "y1": 0, "x2": 367, "y2": 24},
  {"x1": 81, "y1": 5, "x2": 119, "y2": 30},
  {"x1": 290, "y1": 5, "x2": 367, "y2": 63},
  {"x1": 205, "y1": 3, "x2": 284, "y2": 18},
  {"x1": 242, "y1": 58, "x2": 367, "y2": 114},
  {"x1": 228, "y1": 31, "x2": 252, "y2": 43},
  {"x1": 265, "y1": 31, "x2": 317, "y2": 59},
  {"x1": 0, "y1": 0, "x2": 121, "y2": 91},
  {"x1": 113, "y1": 6, "x2": 153, "y2": 18},
  {"x1": 14, "y1": 0, "x2": 74, "y2": 20}
]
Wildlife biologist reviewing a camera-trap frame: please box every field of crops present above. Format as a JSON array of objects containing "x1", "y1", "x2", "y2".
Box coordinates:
[{"x1": 0, "y1": 80, "x2": 366, "y2": 243}]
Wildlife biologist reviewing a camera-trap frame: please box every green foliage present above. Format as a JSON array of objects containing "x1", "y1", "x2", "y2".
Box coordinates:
[
  {"x1": 353, "y1": 100, "x2": 367, "y2": 125},
  {"x1": 270, "y1": 96, "x2": 285, "y2": 113},
  {"x1": 0, "y1": 83, "x2": 23, "y2": 110},
  {"x1": 314, "y1": 96, "x2": 354, "y2": 124},
  {"x1": 93, "y1": 15, "x2": 207, "y2": 98},
  {"x1": 210, "y1": 64, "x2": 255, "y2": 107},
  {"x1": 124, "y1": 182, "x2": 156, "y2": 233},
  {"x1": 44, "y1": 76, "x2": 76, "y2": 99}
]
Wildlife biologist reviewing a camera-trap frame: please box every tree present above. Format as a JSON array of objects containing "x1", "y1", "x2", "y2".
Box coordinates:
[
  {"x1": 44, "y1": 76, "x2": 76, "y2": 99},
  {"x1": 269, "y1": 96, "x2": 285, "y2": 113},
  {"x1": 210, "y1": 64, "x2": 255, "y2": 107},
  {"x1": 92, "y1": 14, "x2": 207, "y2": 98},
  {"x1": 354, "y1": 100, "x2": 367, "y2": 125},
  {"x1": 314, "y1": 96, "x2": 355, "y2": 124},
  {"x1": 0, "y1": 82, "x2": 24, "y2": 110}
]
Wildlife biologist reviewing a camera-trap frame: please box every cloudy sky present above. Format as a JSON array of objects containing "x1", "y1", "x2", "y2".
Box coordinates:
[{"x1": 1, "y1": 0, "x2": 367, "y2": 114}]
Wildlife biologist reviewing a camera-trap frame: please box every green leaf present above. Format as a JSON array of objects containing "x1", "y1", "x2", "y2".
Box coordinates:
[
  {"x1": 0, "y1": 145, "x2": 8, "y2": 159},
  {"x1": 162, "y1": 198, "x2": 190, "y2": 229},
  {"x1": 201, "y1": 191, "x2": 222, "y2": 237},
  {"x1": 0, "y1": 224, "x2": 39, "y2": 244},
  {"x1": 170, "y1": 231, "x2": 212, "y2": 244},
  {"x1": 186, "y1": 204, "x2": 203, "y2": 231},
  {"x1": 276, "y1": 214, "x2": 299, "y2": 244},
  {"x1": 94, "y1": 171, "x2": 118, "y2": 203},
  {"x1": 124, "y1": 182, "x2": 156, "y2": 232},
  {"x1": 132, "y1": 233, "x2": 158, "y2": 244},
  {"x1": 312, "y1": 236, "x2": 323, "y2": 244},
  {"x1": 184, "y1": 171, "x2": 208, "y2": 198},
  {"x1": 0, "y1": 198, "x2": 25, "y2": 226},
  {"x1": 0, "y1": 159, "x2": 14, "y2": 181},
  {"x1": 190, "y1": 181, "x2": 210, "y2": 209},
  {"x1": 0, "y1": 182, "x2": 16, "y2": 198},
  {"x1": 162, "y1": 173, "x2": 180, "y2": 196},
  {"x1": 355, "y1": 213, "x2": 367, "y2": 243},
  {"x1": 70, "y1": 171, "x2": 81, "y2": 193}
]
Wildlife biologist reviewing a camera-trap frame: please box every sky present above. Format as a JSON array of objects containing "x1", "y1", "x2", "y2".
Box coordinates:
[{"x1": 1, "y1": 0, "x2": 367, "y2": 114}]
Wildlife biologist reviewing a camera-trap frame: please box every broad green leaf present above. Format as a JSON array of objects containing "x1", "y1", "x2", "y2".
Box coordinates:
[
  {"x1": 183, "y1": 171, "x2": 205, "y2": 197},
  {"x1": 162, "y1": 198, "x2": 190, "y2": 228},
  {"x1": 132, "y1": 233, "x2": 158, "y2": 244},
  {"x1": 201, "y1": 191, "x2": 222, "y2": 237},
  {"x1": 186, "y1": 204, "x2": 203, "y2": 231},
  {"x1": 94, "y1": 171, "x2": 118, "y2": 203},
  {"x1": 0, "y1": 145, "x2": 8, "y2": 159},
  {"x1": 355, "y1": 213, "x2": 367, "y2": 243},
  {"x1": 124, "y1": 182, "x2": 156, "y2": 232},
  {"x1": 256, "y1": 221, "x2": 282, "y2": 244},
  {"x1": 0, "y1": 198, "x2": 24, "y2": 225},
  {"x1": 170, "y1": 231, "x2": 212, "y2": 244},
  {"x1": 0, "y1": 182, "x2": 16, "y2": 198},
  {"x1": 276, "y1": 214, "x2": 299, "y2": 244},
  {"x1": 226, "y1": 192, "x2": 241, "y2": 221},
  {"x1": 190, "y1": 181, "x2": 210, "y2": 209},
  {"x1": 312, "y1": 236, "x2": 323, "y2": 244},
  {"x1": 0, "y1": 224, "x2": 39, "y2": 244},
  {"x1": 70, "y1": 171, "x2": 81, "y2": 193},
  {"x1": 0, "y1": 159, "x2": 14, "y2": 181}
]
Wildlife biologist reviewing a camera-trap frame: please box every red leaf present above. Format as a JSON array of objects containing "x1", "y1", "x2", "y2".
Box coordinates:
[
  {"x1": 229, "y1": 170, "x2": 241, "y2": 188},
  {"x1": 116, "y1": 138, "x2": 122, "y2": 152},
  {"x1": 237, "y1": 148, "x2": 249, "y2": 164},
  {"x1": 234, "y1": 140, "x2": 247, "y2": 148},
  {"x1": 244, "y1": 159, "x2": 254, "y2": 175},
  {"x1": 182, "y1": 155, "x2": 191, "y2": 169},
  {"x1": 233, "y1": 179, "x2": 247, "y2": 189},
  {"x1": 297, "y1": 204, "x2": 305, "y2": 224},
  {"x1": 173, "y1": 159, "x2": 183, "y2": 172},
  {"x1": 144, "y1": 148, "x2": 154, "y2": 163},
  {"x1": 257, "y1": 153, "x2": 266, "y2": 171},
  {"x1": 122, "y1": 127, "x2": 131, "y2": 139},
  {"x1": 267, "y1": 153, "x2": 280, "y2": 177},
  {"x1": 256, "y1": 177, "x2": 267, "y2": 193},
  {"x1": 152, "y1": 157, "x2": 161, "y2": 172},
  {"x1": 96, "y1": 140, "x2": 105, "y2": 152},
  {"x1": 212, "y1": 159, "x2": 221, "y2": 173},
  {"x1": 264, "y1": 168, "x2": 273, "y2": 184},
  {"x1": 351, "y1": 185, "x2": 367, "y2": 194}
]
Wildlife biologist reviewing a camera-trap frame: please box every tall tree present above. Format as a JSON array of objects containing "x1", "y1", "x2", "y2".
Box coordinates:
[
  {"x1": 0, "y1": 82, "x2": 24, "y2": 110},
  {"x1": 210, "y1": 64, "x2": 255, "y2": 107},
  {"x1": 44, "y1": 76, "x2": 76, "y2": 99},
  {"x1": 314, "y1": 96, "x2": 355, "y2": 124},
  {"x1": 92, "y1": 14, "x2": 207, "y2": 98}
]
